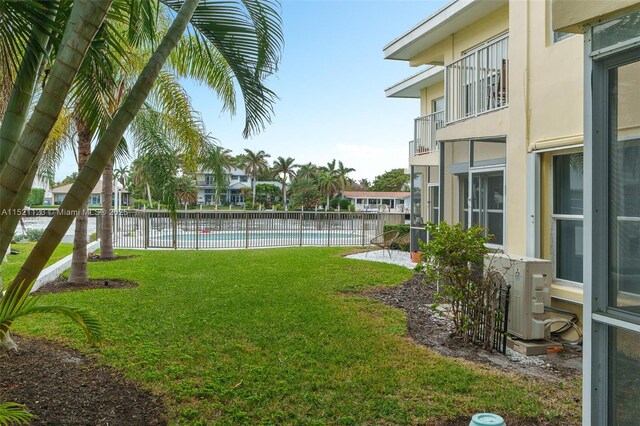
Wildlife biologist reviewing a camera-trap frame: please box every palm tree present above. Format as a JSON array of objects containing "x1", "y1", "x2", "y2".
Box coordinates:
[
  {"x1": 296, "y1": 162, "x2": 319, "y2": 181},
  {"x1": 289, "y1": 176, "x2": 320, "y2": 210},
  {"x1": 241, "y1": 148, "x2": 271, "y2": 205},
  {"x1": 336, "y1": 161, "x2": 355, "y2": 193},
  {"x1": 272, "y1": 156, "x2": 297, "y2": 210},
  {"x1": 200, "y1": 144, "x2": 234, "y2": 208},
  {"x1": 175, "y1": 176, "x2": 198, "y2": 209},
  {"x1": 0, "y1": 0, "x2": 282, "y2": 351},
  {"x1": 317, "y1": 170, "x2": 339, "y2": 211}
]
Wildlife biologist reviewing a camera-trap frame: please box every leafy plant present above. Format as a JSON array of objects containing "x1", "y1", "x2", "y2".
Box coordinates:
[
  {"x1": 0, "y1": 402, "x2": 35, "y2": 425},
  {"x1": 25, "y1": 188, "x2": 44, "y2": 207},
  {"x1": 417, "y1": 221, "x2": 505, "y2": 350}
]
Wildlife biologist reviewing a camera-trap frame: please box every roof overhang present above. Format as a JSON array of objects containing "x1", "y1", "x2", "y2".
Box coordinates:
[
  {"x1": 385, "y1": 66, "x2": 444, "y2": 98},
  {"x1": 384, "y1": 0, "x2": 508, "y2": 61}
]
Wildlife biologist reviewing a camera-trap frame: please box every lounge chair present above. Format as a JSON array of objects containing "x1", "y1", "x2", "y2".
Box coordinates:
[{"x1": 370, "y1": 230, "x2": 400, "y2": 258}]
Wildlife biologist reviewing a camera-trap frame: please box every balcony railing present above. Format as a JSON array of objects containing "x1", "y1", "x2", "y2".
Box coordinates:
[
  {"x1": 197, "y1": 180, "x2": 214, "y2": 186},
  {"x1": 411, "y1": 111, "x2": 444, "y2": 156},
  {"x1": 445, "y1": 35, "x2": 508, "y2": 124}
]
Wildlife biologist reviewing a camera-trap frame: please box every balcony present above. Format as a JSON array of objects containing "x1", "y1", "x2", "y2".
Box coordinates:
[
  {"x1": 197, "y1": 180, "x2": 214, "y2": 187},
  {"x1": 410, "y1": 111, "x2": 444, "y2": 156},
  {"x1": 445, "y1": 35, "x2": 509, "y2": 124}
]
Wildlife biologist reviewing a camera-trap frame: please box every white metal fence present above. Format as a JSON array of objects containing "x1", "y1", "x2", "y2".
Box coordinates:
[
  {"x1": 445, "y1": 35, "x2": 509, "y2": 123},
  {"x1": 108, "y1": 211, "x2": 404, "y2": 249}
]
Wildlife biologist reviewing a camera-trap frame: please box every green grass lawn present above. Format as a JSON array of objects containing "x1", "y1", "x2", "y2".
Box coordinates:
[
  {"x1": 11, "y1": 247, "x2": 581, "y2": 424},
  {"x1": 3, "y1": 242, "x2": 73, "y2": 283}
]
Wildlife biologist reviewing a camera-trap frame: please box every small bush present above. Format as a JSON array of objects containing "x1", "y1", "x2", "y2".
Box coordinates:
[
  {"x1": 330, "y1": 198, "x2": 340, "y2": 209},
  {"x1": 13, "y1": 229, "x2": 45, "y2": 242},
  {"x1": 26, "y1": 188, "x2": 45, "y2": 206},
  {"x1": 348, "y1": 204, "x2": 356, "y2": 212},
  {"x1": 338, "y1": 199, "x2": 351, "y2": 210},
  {"x1": 417, "y1": 221, "x2": 504, "y2": 350},
  {"x1": 383, "y1": 224, "x2": 410, "y2": 235}
]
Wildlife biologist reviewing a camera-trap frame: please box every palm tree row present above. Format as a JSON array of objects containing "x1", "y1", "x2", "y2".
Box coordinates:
[{"x1": 0, "y1": 0, "x2": 283, "y2": 358}]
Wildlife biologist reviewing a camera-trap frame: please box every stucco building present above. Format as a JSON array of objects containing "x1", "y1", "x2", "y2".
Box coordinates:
[{"x1": 386, "y1": 0, "x2": 640, "y2": 422}]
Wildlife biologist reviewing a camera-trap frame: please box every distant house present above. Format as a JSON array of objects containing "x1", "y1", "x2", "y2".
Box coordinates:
[
  {"x1": 51, "y1": 180, "x2": 130, "y2": 207},
  {"x1": 195, "y1": 167, "x2": 284, "y2": 206},
  {"x1": 341, "y1": 191, "x2": 410, "y2": 212}
]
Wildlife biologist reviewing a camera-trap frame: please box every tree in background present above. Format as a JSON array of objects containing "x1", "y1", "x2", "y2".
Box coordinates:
[
  {"x1": 240, "y1": 148, "x2": 271, "y2": 205},
  {"x1": 200, "y1": 145, "x2": 234, "y2": 208},
  {"x1": 271, "y1": 156, "x2": 297, "y2": 210},
  {"x1": 317, "y1": 170, "x2": 338, "y2": 211},
  {"x1": 289, "y1": 176, "x2": 321, "y2": 210},
  {"x1": 370, "y1": 168, "x2": 410, "y2": 192},
  {"x1": 26, "y1": 188, "x2": 45, "y2": 207},
  {"x1": 0, "y1": 0, "x2": 282, "y2": 354},
  {"x1": 335, "y1": 161, "x2": 355, "y2": 193}
]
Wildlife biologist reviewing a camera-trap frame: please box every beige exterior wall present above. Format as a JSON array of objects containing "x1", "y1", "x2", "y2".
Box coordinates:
[
  {"x1": 410, "y1": 5, "x2": 510, "y2": 67},
  {"x1": 393, "y1": 0, "x2": 594, "y2": 320},
  {"x1": 552, "y1": 0, "x2": 640, "y2": 32}
]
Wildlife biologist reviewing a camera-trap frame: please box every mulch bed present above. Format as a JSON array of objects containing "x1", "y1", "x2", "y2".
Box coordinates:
[
  {"x1": 34, "y1": 277, "x2": 138, "y2": 294},
  {"x1": 367, "y1": 273, "x2": 583, "y2": 381},
  {"x1": 367, "y1": 274, "x2": 583, "y2": 425},
  {"x1": 0, "y1": 336, "x2": 167, "y2": 425},
  {"x1": 88, "y1": 254, "x2": 138, "y2": 262}
]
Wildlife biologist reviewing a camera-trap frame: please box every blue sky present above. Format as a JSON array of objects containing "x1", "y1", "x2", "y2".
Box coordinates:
[{"x1": 57, "y1": 0, "x2": 447, "y2": 182}]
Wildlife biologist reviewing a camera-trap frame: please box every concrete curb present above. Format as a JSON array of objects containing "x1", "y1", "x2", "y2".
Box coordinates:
[{"x1": 31, "y1": 240, "x2": 101, "y2": 293}]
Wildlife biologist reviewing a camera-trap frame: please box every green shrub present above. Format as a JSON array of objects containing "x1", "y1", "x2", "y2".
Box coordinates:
[
  {"x1": 13, "y1": 229, "x2": 45, "y2": 243},
  {"x1": 348, "y1": 204, "x2": 356, "y2": 212},
  {"x1": 89, "y1": 232, "x2": 98, "y2": 242},
  {"x1": 330, "y1": 198, "x2": 340, "y2": 209},
  {"x1": 338, "y1": 199, "x2": 351, "y2": 210},
  {"x1": 26, "y1": 188, "x2": 45, "y2": 206},
  {"x1": 383, "y1": 224, "x2": 410, "y2": 236},
  {"x1": 417, "y1": 222, "x2": 504, "y2": 350},
  {"x1": 133, "y1": 198, "x2": 151, "y2": 209}
]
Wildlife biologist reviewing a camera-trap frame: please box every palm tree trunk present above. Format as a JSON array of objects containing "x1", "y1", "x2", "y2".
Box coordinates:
[
  {"x1": 68, "y1": 117, "x2": 91, "y2": 284},
  {"x1": 0, "y1": 0, "x2": 112, "y2": 248},
  {"x1": 252, "y1": 179, "x2": 256, "y2": 206},
  {"x1": 3, "y1": 0, "x2": 202, "y2": 315},
  {"x1": 283, "y1": 181, "x2": 287, "y2": 211},
  {"x1": 0, "y1": 6, "x2": 57, "y2": 168},
  {"x1": 100, "y1": 159, "x2": 114, "y2": 259},
  {"x1": 146, "y1": 183, "x2": 153, "y2": 206}
]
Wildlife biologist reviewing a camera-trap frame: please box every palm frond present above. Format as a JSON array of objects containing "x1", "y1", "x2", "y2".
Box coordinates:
[
  {"x1": 161, "y1": 0, "x2": 283, "y2": 137},
  {"x1": 6, "y1": 300, "x2": 103, "y2": 345},
  {"x1": 0, "y1": 402, "x2": 35, "y2": 426},
  {"x1": 168, "y1": 35, "x2": 236, "y2": 114}
]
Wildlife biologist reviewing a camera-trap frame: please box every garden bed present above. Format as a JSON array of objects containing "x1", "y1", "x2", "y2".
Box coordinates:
[
  {"x1": 0, "y1": 336, "x2": 166, "y2": 425},
  {"x1": 367, "y1": 273, "x2": 583, "y2": 382}
]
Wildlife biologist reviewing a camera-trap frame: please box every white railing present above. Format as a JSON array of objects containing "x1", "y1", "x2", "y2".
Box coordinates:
[
  {"x1": 412, "y1": 111, "x2": 444, "y2": 156},
  {"x1": 445, "y1": 35, "x2": 508, "y2": 124}
]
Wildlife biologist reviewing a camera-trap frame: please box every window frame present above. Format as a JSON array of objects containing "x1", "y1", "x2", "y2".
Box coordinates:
[{"x1": 550, "y1": 151, "x2": 585, "y2": 287}]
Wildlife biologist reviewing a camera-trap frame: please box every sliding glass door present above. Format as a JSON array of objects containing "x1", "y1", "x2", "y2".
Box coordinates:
[{"x1": 469, "y1": 169, "x2": 504, "y2": 246}]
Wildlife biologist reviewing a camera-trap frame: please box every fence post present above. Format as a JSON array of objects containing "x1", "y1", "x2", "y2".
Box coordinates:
[
  {"x1": 361, "y1": 213, "x2": 365, "y2": 246},
  {"x1": 173, "y1": 213, "x2": 177, "y2": 250},
  {"x1": 196, "y1": 211, "x2": 200, "y2": 250},
  {"x1": 245, "y1": 212, "x2": 249, "y2": 249},
  {"x1": 144, "y1": 212, "x2": 149, "y2": 249},
  {"x1": 299, "y1": 212, "x2": 303, "y2": 246},
  {"x1": 327, "y1": 213, "x2": 331, "y2": 247}
]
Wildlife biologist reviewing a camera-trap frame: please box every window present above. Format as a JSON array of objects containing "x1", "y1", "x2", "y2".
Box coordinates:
[
  {"x1": 553, "y1": 31, "x2": 573, "y2": 43},
  {"x1": 429, "y1": 185, "x2": 439, "y2": 224},
  {"x1": 552, "y1": 153, "x2": 584, "y2": 284},
  {"x1": 432, "y1": 97, "x2": 444, "y2": 113},
  {"x1": 89, "y1": 194, "x2": 101, "y2": 206}
]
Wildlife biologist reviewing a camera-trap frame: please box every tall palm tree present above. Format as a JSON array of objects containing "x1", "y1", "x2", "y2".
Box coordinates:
[
  {"x1": 0, "y1": 0, "x2": 282, "y2": 351},
  {"x1": 336, "y1": 161, "x2": 355, "y2": 193},
  {"x1": 175, "y1": 175, "x2": 198, "y2": 209},
  {"x1": 296, "y1": 162, "x2": 318, "y2": 180},
  {"x1": 317, "y1": 170, "x2": 339, "y2": 211},
  {"x1": 241, "y1": 148, "x2": 271, "y2": 205},
  {"x1": 272, "y1": 156, "x2": 297, "y2": 210},
  {"x1": 200, "y1": 144, "x2": 233, "y2": 208}
]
